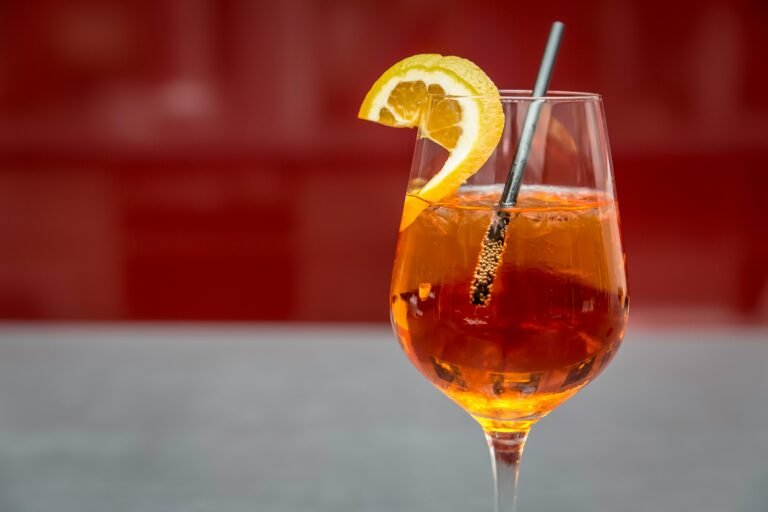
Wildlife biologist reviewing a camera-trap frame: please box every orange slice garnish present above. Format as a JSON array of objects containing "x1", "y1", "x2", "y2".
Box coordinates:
[{"x1": 359, "y1": 54, "x2": 505, "y2": 230}]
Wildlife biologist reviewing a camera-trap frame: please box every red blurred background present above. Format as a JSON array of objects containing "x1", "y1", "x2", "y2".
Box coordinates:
[{"x1": 0, "y1": 0, "x2": 766, "y2": 323}]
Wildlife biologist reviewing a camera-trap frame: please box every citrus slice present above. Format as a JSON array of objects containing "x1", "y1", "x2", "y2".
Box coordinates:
[{"x1": 359, "y1": 54, "x2": 505, "y2": 230}]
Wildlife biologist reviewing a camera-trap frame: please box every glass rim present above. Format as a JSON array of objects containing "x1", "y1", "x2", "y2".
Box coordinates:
[{"x1": 429, "y1": 89, "x2": 602, "y2": 102}]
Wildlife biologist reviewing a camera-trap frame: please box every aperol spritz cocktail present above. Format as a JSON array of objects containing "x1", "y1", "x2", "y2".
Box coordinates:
[
  {"x1": 357, "y1": 49, "x2": 628, "y2": 512},
  {"x1": 391, "y1": 184, "x2": 628, "y2": 432}
]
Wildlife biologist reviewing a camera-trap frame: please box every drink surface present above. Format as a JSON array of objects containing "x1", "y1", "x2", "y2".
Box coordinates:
[{"x1": 390, "y1": 185, "x2": 629, "y2": 430}]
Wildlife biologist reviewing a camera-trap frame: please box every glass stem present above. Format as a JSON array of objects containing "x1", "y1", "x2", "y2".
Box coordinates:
[{"x1": 485, "y1": 429, "x2": 530, "y2": 512}]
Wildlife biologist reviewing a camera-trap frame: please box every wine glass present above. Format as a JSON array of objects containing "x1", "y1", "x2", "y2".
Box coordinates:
[{"x1": 390, "y1": 90, "x2": 629, "y2": 511}]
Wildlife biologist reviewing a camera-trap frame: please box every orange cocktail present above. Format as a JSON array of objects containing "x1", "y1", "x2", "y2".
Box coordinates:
[{"x1": 391, "y1": 185, "x2": 628, "y2": 430}]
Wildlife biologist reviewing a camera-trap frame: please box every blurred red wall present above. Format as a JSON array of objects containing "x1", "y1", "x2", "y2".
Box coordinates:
[{"x1": 0, "y1": 0, "x2": 766, "y2": 323}]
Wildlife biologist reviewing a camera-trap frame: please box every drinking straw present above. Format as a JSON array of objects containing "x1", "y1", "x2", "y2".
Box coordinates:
[
  {"x1": 470, "y1": 21, "x2": 564, "y2": 306},
  {"x1": 500, "y1": 21, "x2": 564, "y2": 206}
]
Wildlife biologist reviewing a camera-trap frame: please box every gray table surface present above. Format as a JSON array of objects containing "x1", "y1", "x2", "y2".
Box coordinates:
[{"x1": 0, "y1": 325, "x2": 766, "y2": 512}]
